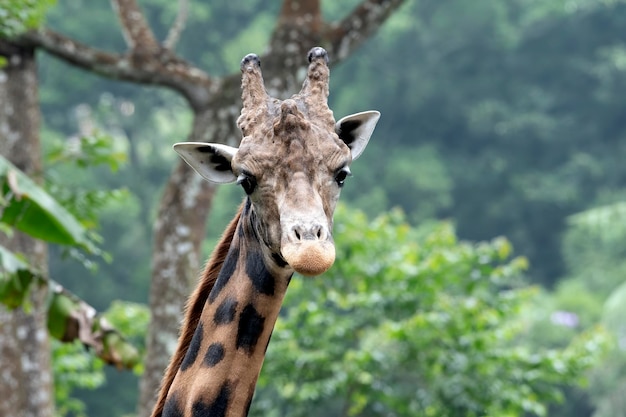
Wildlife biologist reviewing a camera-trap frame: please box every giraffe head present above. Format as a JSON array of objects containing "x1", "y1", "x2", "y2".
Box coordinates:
[{"x1": 174, "y1": 47, "x2": 379, "y2": 276}]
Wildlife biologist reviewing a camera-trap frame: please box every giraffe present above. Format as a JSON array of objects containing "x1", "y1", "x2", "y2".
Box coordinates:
[{"x1": 151, "y1": 47, "x2": 380, "y2": 417}]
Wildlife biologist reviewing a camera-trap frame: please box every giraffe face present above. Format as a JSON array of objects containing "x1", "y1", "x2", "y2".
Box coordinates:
[
  {"x1": 173, "y1": 48, "x2": 380, "y2": 276},
  {"x1": 174, "y1": 108, "x2": 379, "y2": 276}
]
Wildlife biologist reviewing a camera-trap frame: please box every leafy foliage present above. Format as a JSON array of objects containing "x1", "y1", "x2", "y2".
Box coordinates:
[
  {"x1": 0, "y1": 155, "x2": 91, "y2": 249},
  {"x1": 0, "y1": 0, "x2": 56, "y2": 38},
  {"x1": 332, "y1": 0, "x2": 626, "y2": 285},
  {"x1": 49, "y1": 300, "x2": 149, "y2": 417},
  {"x1": 0, "y1": 244, "x2": 38, "y2": 309},
  {"x1": 546, "y1": 203, "x2": 626, "y2": 417},
  {"x1": 103, "y1": 300, "x2": 150, "y2": 374},
  {"x1": 44, "y1": 130, "x2": 129, "y2": 264},
  {"x1": 562, "y1": 203, "x2": 626, "y2": 298},
  {"x1": 52, "y1": 340, "x2": 105, "y2": 417},
  {"x1": 47, "y1": 131, "x2": 127, "y2": 172},
  {"x1": 253, "y1": 206, "x2": 607, "y2": 417},
  {"x1": 0, "y1": 134, "x2": 141, "y2": 414}
]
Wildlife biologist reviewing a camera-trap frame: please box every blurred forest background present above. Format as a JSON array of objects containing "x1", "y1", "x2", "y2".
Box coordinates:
[{"x1": 2, "y1": 0, "x2": 626, "y2": 416}]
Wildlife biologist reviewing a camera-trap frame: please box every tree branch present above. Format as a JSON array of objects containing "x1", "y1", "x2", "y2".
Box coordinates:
[
  {"x1": 277, "y1": 0, "x2": 322, "y2": 32},
  {"x1": 110, "y1": 0, "x2": 159, "y2": 52},
  {"x1": 267, "y1": 0, "x2": 406, "y2": 76},
  {"x1": 164, "y1": 0, "x2": 189, "y2": 50},
  {"x1": 22, "y1": 28, "x2": 213, "y2": 109},
  {"x1": 324, "y1": 0, "x2": 407, "y2": 62}
]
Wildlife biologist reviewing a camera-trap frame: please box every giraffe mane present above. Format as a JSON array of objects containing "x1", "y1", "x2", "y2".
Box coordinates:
[{"x1": 151, "y1": 202, "x2": 244, "y2": 417}]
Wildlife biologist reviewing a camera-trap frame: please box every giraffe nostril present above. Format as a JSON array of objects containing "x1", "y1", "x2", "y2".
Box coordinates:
[
  {"x1": 313, "y1": 224, "x2": 325, "y2": 240},
  {"x1": 292, "y1": 224, "x2": 326, "y2": 241}
]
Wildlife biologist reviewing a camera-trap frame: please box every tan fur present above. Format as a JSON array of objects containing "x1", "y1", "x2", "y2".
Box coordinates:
[
  {"x1": 282, "y1": 241, "x2": 335, "y2": 276},
  {"x1": 150, "y1": 204, "x2": 243, "y2": 417}
]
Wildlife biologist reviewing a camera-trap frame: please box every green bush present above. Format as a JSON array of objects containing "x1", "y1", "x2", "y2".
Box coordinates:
[{"x1": 253, "y1": 205, "x2": 608, "y2": 417}]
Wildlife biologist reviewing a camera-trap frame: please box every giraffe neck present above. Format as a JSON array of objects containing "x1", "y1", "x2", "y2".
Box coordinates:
[{"x1": 159, "y1": 199, "x2": 293, "y2": 417}]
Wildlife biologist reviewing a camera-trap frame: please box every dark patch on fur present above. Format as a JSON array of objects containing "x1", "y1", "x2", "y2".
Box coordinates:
[
  {"x1": 264, "y1": 330, "x2": 273, "y2": 354},
  {"x1": 243, "y1": 208, "x2": 262, "y2": 242},
  {"x1": 336, "y1": 119, "x2": 361, "y2": 148},
  {"x1": 162, "y1": 393, "x2": 184, "y2": 417},
  {"x1": 197, "y1": 146, "x2": 231, "y2": 172},
  {"x1": 214, "y1": 297, "x2": 238, "y2": 325},
  {"x1": 209, "y1": 245, "x2": 239, "y2": 304},
  {"x1": 192, "y1": 384, "x2": 230, "y2": 417},
  {"x1": 241, "y1": 53, "x2": 260, "y2": 69},
  {"x1": 244, "y1": 393, "x2": 254, "y2": 416},
  {"x1": 271, "y1": 252, "x2": 288, "y2": 268},
  {"x1": 239, "y1": 199, "x2": 252, "y2": 240},
  {"x1": 180, "y1": 322, "x2": 203, "y2": 371},
  {"x1": 308, "y1": 46, "x2": 328, "y2": 63},
  {"x1": 236, "y1": 304, "x2": 265, "y2": 354},
  {"x1": 243, "y1": 197, "x2": 252, "y2": 215},
  {"x1": 203, "y1": 343, "x2": 225, "y2": 368},
  {"x1": 246, "y1": 250, "x2": 275, "y2": 296}
]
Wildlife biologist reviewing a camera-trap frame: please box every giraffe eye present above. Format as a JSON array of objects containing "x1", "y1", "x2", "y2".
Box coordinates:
[
  {"x1": 335, "y1": 167, "x2": 352, "y2": 187},
  {"x1": 237, "y1": 173, "x2": 257, "y2": 194}
]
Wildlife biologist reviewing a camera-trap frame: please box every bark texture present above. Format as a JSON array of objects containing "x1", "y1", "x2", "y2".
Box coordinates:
[
  {"x1": 16, "y1": 1, "x2": 406, "y2": 415},
  {"x1": 0, "y1": 40, "x2": 54, "y2": 417}
]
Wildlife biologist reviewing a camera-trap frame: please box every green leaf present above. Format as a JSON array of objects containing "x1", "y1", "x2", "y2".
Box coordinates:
[
  {"x1": 47, "y1": 287, "x2": 77, "y2": 340},
  {"x1": 0, "y1": 242, "x2": 29, "y2": 273},
  {"x1": 0, "y1": 244, "x2": 37, "y2": 309},
  {"x1": 0, "y1": 155, "x2": 90, "y2": 248}
]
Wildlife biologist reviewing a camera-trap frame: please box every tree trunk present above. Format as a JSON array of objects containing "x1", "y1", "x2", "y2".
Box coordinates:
[
  {"x1": 0, "y1": 40, "x2": 54, "y2": 417},
  {"x1": 137, "y1": 98, "x2": 239, "y2": 417}
]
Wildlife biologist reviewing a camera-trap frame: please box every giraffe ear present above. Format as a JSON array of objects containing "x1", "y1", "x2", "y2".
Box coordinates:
[
  {"x1": 173, "y1": 142, "x2": 238, "y2": 184},
  {"x1": 335, "y1": 110, "x2": 380, "y2": 161}
]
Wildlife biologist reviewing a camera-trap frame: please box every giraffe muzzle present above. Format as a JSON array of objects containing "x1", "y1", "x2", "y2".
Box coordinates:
[
  {"x1": 281, "y1": 223, "x2": 335, "y2": 276},
  {"x1": 282, "y1": 240, "x2": 336, "y2": 277}
]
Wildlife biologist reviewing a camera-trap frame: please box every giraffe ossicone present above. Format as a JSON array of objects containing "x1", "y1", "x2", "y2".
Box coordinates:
[{"x1": 153, "y1": 47, "x2": 379, "y2": 417}]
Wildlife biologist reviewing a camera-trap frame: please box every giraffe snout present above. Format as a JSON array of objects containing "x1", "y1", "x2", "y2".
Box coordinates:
[{"x1": 281, "y1": 221, "x2": 335, "y2": 276}]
